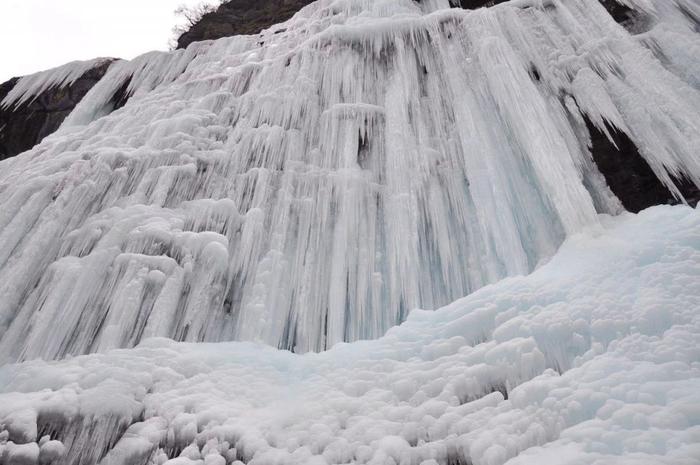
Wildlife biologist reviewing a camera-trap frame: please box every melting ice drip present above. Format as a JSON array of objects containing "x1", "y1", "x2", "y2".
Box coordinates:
[{"x1": 0, "y1": 0, "x2": 699, "y2": 361}]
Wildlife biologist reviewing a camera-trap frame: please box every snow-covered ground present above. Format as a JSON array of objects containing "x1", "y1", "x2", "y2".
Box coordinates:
[{"x1": 1, "y1": 205, "x2": 699, "y2": 465}]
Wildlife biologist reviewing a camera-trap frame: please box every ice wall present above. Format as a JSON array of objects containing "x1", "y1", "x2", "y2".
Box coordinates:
[
  {"x1": 1, "y1": 205, "x2": 699, "y2": 465},
  {"x1": 0, "y1": 0, "x2": 699, "y2": 360}
]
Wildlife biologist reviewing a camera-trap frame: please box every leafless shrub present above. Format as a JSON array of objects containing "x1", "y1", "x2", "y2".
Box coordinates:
[{"x1": 169, "y1": 1, "x2": 223, "y2": 49}]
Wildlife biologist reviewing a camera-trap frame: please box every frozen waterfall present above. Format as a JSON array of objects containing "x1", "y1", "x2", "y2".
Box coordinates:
[
  {"x1": 0, "y1": 0, "x2": 699, "y2": 362},
  {"x1": 1, "y1": 0, "x2": 700, "y2": 464},
  {"x1": 1, "y1": 203, "x2": 699, "y2": 465}
]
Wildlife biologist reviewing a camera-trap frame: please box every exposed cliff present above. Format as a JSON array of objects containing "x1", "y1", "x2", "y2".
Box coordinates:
[
  {"x1": 176, "y1": 0, "x2": 637, "y2": 50},
  {"x1": 0, "y1": 59, "x2": 115, "y2": 160},
  {"x1": 175, "y1": 1, "x2": 522, "y2": 50},
  {"x1": 176, "y1": 0, "x2": 317, "y2": 49}
]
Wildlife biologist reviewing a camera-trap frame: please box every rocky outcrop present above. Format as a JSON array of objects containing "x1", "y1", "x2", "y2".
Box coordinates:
[
  {"x1": 175, "y1": 1, "x2": 512, "y2": 50},
  {"x1": 0, "y1": 60, "x2": 115, "y2": 161},
  {"x1": 584, "y1": 117, "x2": 700, "y2": 212},
  {"x1": 176, "y1": 0, "x2": 316, "y2": 49},
  {"x1": 598, "y1": 0, "x2": 637, "y2": 24},
  {"x1": 453, "y1": 0, "x2": 637, "y2": 24},
  {"x1": 176, "y1": 0, "x2": 637, "y2": 50}
]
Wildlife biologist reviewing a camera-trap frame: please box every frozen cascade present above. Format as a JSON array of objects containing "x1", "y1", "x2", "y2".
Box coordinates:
[
  {"x1": 1, "y1": 205, "x2": 699, "y2": 465},
  {"x1": 0, "y1": 0, "x2": 699, "y2": 361}
]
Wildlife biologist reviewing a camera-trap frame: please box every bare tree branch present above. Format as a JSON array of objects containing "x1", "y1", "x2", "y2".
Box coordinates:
[{"x1": 170, "y1": 1, "x2": 222, "y2": 49}]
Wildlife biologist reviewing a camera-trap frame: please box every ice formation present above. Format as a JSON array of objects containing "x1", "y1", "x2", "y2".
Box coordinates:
[
  {"x1": 1, "y1": 58, "x2": 117, "y2": 111},
  {"x1": 1, "y1": 205, "x2": 699, "y2": 465},
  {"x1": 1, "y1": 0, "x2": 700, "y2": 463},
  {"x1": 0, "y1": 0, "x2": 698, "y2": 359}
]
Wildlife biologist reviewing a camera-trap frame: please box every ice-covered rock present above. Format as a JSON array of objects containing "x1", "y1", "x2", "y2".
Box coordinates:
[{"x1": 0, "y1": 59, "x2": 117, "y2": 160}]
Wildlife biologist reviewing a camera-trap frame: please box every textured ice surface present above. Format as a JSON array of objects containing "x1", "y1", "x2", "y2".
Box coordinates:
[
  {"x1": 0, "y1": 0, "x2": 699, "y2": 358},
  {"x1": 0, "y1": 58, "x2": 117, "y2": 110},
  {"x1": 1, "y1": 205, "x2": 699, "y2": 465}
]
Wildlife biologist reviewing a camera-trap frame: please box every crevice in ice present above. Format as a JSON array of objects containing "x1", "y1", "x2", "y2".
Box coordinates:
[
  {"x1": 449, "y1": 0, "x2": 507, "y2": 10},
  {"x1": 528, "y1": 64, "x2": 541, "y2": 82},
  {"x1": 456, "y1": 381, "x2": 510, "y2": 406},
  {"x1": 108, "y1": 75, "x2": 134, "y2": 113},
  {"x1": 598, "y1": 0, "x2": 643, "y2": 30}
]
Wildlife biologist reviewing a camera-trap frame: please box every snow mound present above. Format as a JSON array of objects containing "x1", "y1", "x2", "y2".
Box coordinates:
[{"x1": 1, "y1": 205, "x2": 699, "y2": 465}]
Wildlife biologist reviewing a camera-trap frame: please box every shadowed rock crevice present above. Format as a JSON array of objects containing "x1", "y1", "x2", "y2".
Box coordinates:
[
  {"x1": 450, "y1": 0, "x2": 509, "y2": 9},
  {"x1": 583, "y1": 116, "x2": 700, "y2": 212},
  {"x1": 598, "y1": 0, "x2": 637, "y2": 25},
  {"x1": 109, "y1": 75, "x2": 134, "y2": 113}
]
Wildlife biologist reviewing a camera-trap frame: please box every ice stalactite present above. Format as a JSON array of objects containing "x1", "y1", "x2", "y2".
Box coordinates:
[
  {"x1": 0, "y1": 59, "x2": 117, "y2": 111},
  {"x1": 0, "y1": 0, "x2": 698, "y2": 361}
]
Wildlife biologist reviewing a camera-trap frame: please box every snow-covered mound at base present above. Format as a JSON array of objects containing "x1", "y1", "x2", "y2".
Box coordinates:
[
  {"x1": 0, "y1": 0, "x2": 699, "y2": 359},
  {"x1": 1, "y1": 205, "x2": 699, "y2": 465}
]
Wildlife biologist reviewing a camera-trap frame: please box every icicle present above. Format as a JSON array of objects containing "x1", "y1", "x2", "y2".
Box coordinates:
[
  {"x1": 0, "y1": 0, "x2": 698, "y2": 360},
  {"x1": 0, "y1": 58, "x2": 116, "y2": 110}
]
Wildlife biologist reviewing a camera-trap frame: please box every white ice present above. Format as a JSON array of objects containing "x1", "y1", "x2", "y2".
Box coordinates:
[
  {"x1": 0, "y1": 1, "x2": 699, "y2": 463},
  {"x1": 0, "y1": 0, "x2": 698, "y2": 358},
  {"x1": 1, "y1": 205, "x2": 699, "y2": 465},
  {"x1": 1, "y1": 58, "x2": 117, "y2": 110}
]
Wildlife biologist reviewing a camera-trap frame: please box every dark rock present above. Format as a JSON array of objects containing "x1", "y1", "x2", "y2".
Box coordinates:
[
  {"x1": 597, "y1": 0, "x2": 637, "y2": 25},
  {"x1": 176, "y1": 0, "x2": 316, "y2": 49},
  {"x1": 451, "y1": 0, "x2": 509, "y2": 9},
  {"x1": 109, "y1": 74, "x2": 134, "y2": 113},
  {"x1": 450, "y1": 0, "x2": 640, "y2": 29},
  {"x1": 0, "y1": 60, "x2": 115, "y2": 161},
  {"x1": 584, "y1": 116, "x2": 700, "y2": 212},
  {"x1": 175, "y1": 0, "x2": 640, "y2": 51}
]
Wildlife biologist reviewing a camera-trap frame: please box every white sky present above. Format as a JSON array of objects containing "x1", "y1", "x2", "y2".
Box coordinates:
[{"x1": 0, "y1": 0, "x2": 209, "y2": 83}]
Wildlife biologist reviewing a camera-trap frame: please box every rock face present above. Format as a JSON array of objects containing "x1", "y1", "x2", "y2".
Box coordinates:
[
  {"x1": 175, "y1": 1, "x2": 515, "y2": 49},
  {"x1": 584, "y1": 117, "x2": 700, "y2": 213},
  {"x1": 176, "y1": 0, "x2": 317, "y2": 49},
  {"x1": 453, "y1": 0, "x2": 508, "y2": 8},
  {"x1": 0, "y1": 60, "x2": 114, "y2": 161},
  {"x1": 598, "y1": 0, "x2": 637, "y2": 24},
  {"x1": 176, "y1": 0, "x2": 637, "y2": 48}
]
